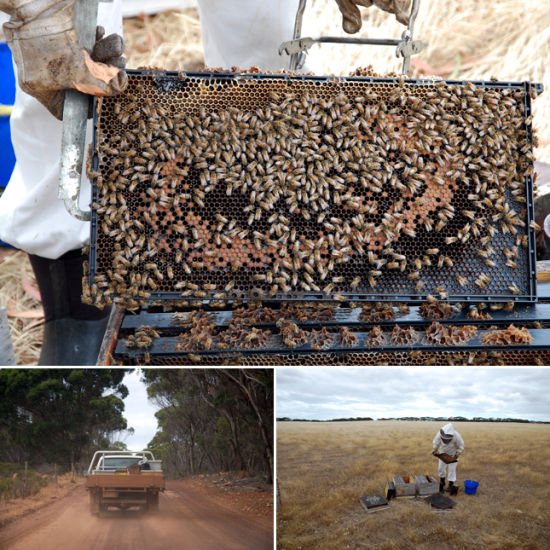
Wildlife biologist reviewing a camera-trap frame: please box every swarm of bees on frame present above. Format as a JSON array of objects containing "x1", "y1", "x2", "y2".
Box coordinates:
[
  {"x1": 125, "y1": 325, "x2": 159, "y2": 348},
  {"x1": 390, "y1": 325, "x2": 419, "y2": 346},
  {"x1": 481, "y1": 323, "x2": 534, "y2": 345},
  {"x1": 424, "y1": 322, "x2": 477, "y2": 346},
  {"x1": 86, "y1": 72, "x2": 541, "y2": 312}
]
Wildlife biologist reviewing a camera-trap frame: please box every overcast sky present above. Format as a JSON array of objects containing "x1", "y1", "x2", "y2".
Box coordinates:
[
  {"x1": 276, "y1": 368, "x2": 550, "y2": 422},
  {"x1": 121, "y1": 369, "x2": 161, "y2": 450}
]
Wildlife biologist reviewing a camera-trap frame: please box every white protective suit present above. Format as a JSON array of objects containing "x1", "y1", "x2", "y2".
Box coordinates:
[
  {"x1": 432, "y1": 422, "x2": 465, "y2": 482},
  {"x1": 0, "y1": 0, "x2": 303, "y2": 258},
  {"x1": 0, "y1": 0, "x2": 123, "y2": 258}
]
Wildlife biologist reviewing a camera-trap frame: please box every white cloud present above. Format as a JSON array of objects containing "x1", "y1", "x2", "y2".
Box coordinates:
[
  {"x1": 276, "y1": 367, "x2": 550, "y2": 421},
  {"x1": 121, "y1": 369, "x2": 161, "y2": 450}
]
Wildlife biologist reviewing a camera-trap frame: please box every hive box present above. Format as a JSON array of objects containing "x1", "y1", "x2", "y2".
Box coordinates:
[
  {"x1": 415, "y1": 475, "x2": 440, "y2": 496},
  {"x1": 393, "y1": 476, "x2": 416, "y2": 497}
]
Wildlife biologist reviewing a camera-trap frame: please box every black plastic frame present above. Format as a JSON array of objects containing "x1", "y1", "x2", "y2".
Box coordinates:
[{"x1": 90, "y1": 70, "x2": 543, "y2": 305}]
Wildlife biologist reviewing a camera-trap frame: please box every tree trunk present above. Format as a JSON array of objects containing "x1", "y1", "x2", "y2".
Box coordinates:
[{"x1": 223, "y1": 370, "x2": 273, "y2": 483}]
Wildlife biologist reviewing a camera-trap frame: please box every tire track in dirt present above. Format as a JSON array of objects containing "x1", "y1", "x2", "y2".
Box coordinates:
[{"x1": 0, "y1": 481, "x2": 272, "y2": 550}]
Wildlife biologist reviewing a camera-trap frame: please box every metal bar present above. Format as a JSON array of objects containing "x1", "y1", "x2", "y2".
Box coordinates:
[
  {"x1": 119, "y1": 304, "x2": 550, "y2": 332},
  {"x1": 58, "y1": 0, "x2": 99, "y2": 221},
  {"x1": 290, "y1": 0, "x2": 307, "y2": 70},
  {"x1": 96, "y1": 306, "x2": 125, "y2": 365},
  {"x1": 401, "y1": 0, "x2": 421, "y2": 74},
  {"x1": 318, "y1": 37, "x2": 402, "y2": 46}
]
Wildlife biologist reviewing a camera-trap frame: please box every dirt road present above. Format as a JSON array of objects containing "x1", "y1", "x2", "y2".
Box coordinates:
[{"x1": 0, "y1": 479, "x2": 273, "y2": 550}]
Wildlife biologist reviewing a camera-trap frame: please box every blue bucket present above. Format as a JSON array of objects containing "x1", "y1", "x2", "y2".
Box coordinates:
[
  {"x1": 464, "y1": 480, "x2": 479, "y2": 495},
  {"x1": 0, "y1": 41, "x2": 16, "y2": 188}
]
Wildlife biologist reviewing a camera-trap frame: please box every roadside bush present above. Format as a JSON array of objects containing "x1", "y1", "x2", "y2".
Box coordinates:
[{"x1": 0, "y1": 462, "x2": 49, "y2": 501}]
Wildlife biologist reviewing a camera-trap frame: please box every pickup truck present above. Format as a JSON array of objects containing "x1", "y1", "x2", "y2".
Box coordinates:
[{"x1": 85, "y1": 450, "x2": 165, "y2": 514}]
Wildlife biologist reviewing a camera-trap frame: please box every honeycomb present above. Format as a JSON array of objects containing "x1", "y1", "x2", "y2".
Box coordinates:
[
  {"x1": 89, "y1": 71, "x2": 540, "y2": 308},
  {"x1": 112, "y1": 349, "x2": 550, "y2": 366}
]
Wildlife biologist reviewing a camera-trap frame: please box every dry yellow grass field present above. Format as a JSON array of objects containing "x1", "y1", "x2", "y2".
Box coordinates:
[{"x1": 277, "y1": 420, "x2": 550, "y2": 550}]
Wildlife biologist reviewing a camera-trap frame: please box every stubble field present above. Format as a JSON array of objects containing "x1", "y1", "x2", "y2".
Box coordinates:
[{"x1": 277, "y1": 420, "x2": 550, "y2": 550}]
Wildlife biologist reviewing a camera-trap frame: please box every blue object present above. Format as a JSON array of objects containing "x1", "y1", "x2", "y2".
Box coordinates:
[
  {"x1": 464, "y1": 480, "x2": 479, "y2": 495},
  {"x1": 0, "y1": 41, "x2": 16, "y2": 189}
]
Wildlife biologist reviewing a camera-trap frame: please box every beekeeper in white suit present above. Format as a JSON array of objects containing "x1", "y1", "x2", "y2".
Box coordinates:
[
  {"x1": 433, "y1": 422, "x2": 465, "y2": 494},
  {"x1": 0, "y1": 0, "x2": 410, "y2": 365}
]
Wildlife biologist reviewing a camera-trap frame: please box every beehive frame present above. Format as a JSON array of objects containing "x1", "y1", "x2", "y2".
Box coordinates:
[
  {"x1": 111, "y1": 302, "x2": 550, "y2": 366},
  {"x1": 89, "y1": 70, "x2": 542, "y2": 308}
]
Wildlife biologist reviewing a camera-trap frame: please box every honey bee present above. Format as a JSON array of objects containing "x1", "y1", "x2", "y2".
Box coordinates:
[
  {"x1": 508, "y1": 283, "x2": 520, "y2": 295},
  {"x1": 456, "y1": 275, "x2": 467, "y2": 287}
]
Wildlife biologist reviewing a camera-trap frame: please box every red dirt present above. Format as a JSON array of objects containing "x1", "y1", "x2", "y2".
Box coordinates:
[{"x1": 0, "y1": 479, "x2": 273, "y2": 550}]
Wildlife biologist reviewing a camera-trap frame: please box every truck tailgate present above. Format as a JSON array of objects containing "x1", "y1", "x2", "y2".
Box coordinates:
[{"x1": 86, "y1": 473, "x2": 165, "y2": 489}]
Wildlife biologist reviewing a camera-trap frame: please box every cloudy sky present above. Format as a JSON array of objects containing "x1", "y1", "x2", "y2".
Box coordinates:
[
  {"x1": 276, "y1": 368, "x2": 550, "y2": 422},
  {"x1": 121, "y1": 369, "x2": 161, "y2": 450}
]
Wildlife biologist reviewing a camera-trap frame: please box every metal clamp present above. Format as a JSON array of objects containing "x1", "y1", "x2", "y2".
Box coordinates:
[
  {"x1": 59, "y1": 0, "x2": 106, "y2": 221},
  {"x1": 279, "y1": 0, "x2": 426, "y2": 74}
]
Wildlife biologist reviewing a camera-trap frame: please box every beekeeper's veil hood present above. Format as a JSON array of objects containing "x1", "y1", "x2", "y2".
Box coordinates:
[{"x1": 440, "y1": 423, "x2": 455, "y2": 444}]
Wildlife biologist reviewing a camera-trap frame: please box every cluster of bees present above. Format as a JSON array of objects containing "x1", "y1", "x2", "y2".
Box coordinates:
[
  {"x1": 175, "y1": 310, "x2": 215, "y2": 351},
  {"x1": 88, "y1": 72, "x2": 539, "y2": 312},
  {"x1": 424, "y1": 322, "x2": 477, "y2": 346},
  {"x1": 419, "y1": 302, "x2": 460, "y2": 320},
  {"x1": 481, "y1": 324, "x2": 533, "y2": 345},
  {"x1": 359, "y1": 302, "x2": 409, "y2": 322},
  {"x1": 339, "y1": 327, "x2": 357, "y2": 347},
  {"x1": 389, "y1": 326, "x2": 419, "y2": 346},
  {"x1": 125, "y1": 325, "x2": 159, "y2": 348},
  {"x1": 122, "y1": 301, "x2": 536, "y2": 358}
]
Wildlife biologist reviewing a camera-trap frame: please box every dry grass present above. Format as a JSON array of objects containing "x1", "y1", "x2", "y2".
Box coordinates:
[
  {"x1": 0, "y1": 249, "x2": 42, "y2": 365},
  {"x1": 0, "y1": 473, "x2": 81, "y2": 527},
  {"x1": 123, "y1": 9, "x2": 204, "y2": 71},
  {"x1": 277, "y1": 420, "x2": 550, "y2": 550}
]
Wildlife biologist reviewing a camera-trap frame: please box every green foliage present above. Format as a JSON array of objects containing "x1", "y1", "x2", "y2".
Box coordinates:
[
  {"x1": 0, "y1": 462, "x2": 49, "y2": 501},
  {"x1": 0, "y1": 369, "x2": 132, "y2": 466},
  {"x1": 142, "y1": 369, "x2": 273, "y2": 481}
]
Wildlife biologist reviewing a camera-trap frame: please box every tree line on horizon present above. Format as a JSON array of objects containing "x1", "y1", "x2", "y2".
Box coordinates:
[{"x1": 277, "y1": 416, "x2": 548, "y2": 424}]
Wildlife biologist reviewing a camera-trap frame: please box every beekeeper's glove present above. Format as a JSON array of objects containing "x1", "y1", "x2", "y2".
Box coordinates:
[
  {"x1": 334, "y1": 0, "x2": 411, "y2": 34},
  {"x1": 455, "y1": 449, "x2": 463, "y2": 459},
  {"x1": 2, "y1": 0, "x2": 127, "y2": 120}
]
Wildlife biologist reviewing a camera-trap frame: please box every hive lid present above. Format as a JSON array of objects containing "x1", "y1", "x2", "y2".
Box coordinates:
[
  {"x1": 360, "y1": 495, "x2": 390, "y2": 513},
  {"x1": 425, "y1": 494, "x2": 456, "y2": 510}
]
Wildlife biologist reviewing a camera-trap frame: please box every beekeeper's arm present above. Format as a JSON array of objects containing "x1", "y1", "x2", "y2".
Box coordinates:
[
  {"x1": 1, "y1": 0, "x2": 127, "y2": 119},
  {"x1": 334, "y1": 0, "x2": 410, "y2": 34},
  {"x1": 432, "y1": 431, "x2": 441, "y2": 454}
]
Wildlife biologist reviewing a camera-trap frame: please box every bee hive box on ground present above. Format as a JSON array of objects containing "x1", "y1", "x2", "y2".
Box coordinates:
[
  {"x1": 88, "y1": 70, "x2": 541, "y2": 309},
  {"x1": 415, "y1": 474, "x2": 440, "y2": 496},
  {"x1": 393, "y1": 475, "x2": 416, "y2": 497}
]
